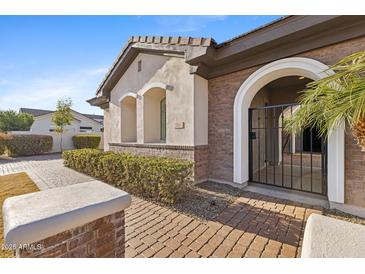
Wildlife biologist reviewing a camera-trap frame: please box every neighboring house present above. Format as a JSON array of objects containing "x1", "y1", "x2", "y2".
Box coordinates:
[
  {"x1": 20, "y1": 108, "x2": 103, "y2": 134},
  {"x1": 88, "y1": 16, "x2": 365, "y2": 216}
]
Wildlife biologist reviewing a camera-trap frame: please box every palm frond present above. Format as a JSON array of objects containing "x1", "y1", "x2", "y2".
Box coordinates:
[{"x1": 285, "y1": 51, "x2": 365, "y2": 147}]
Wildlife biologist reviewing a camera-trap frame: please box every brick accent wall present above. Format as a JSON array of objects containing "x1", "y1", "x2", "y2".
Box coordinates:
[
  {"x1": 345, "y1": 130, "x2": 365, "y2": 207},
  {"x1": 17, "y1": 211, "x2": 125, "y2": 258},
  {"x1": 207, "y1": 36, "x2": 365, "y2": 186},
  {"x1": 208, "y1": 66, "x2": 258, "y2": 182},
  {"x1": 109, "y1": 143, "x2": 209, "y2": 182},
  {"x1": 194, "y1": 145, "x2": 209, "y2": 182},
  {"x1": 109, "y1": 143, "x2": 195, "y2": 160}
]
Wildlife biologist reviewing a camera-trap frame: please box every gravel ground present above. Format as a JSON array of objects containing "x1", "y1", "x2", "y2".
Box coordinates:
[
  {"x1": 171, "y1": 181, "x2": 365, "y2": 225},
  {"x1": 323, "y1": 208, "x2": 365, "y2": 225},
  {"x1": 171, "y1": 181, "x2": 244, "y2": 220}
]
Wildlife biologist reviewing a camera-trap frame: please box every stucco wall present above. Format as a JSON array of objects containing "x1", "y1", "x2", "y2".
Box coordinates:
[
  {"x1": 207, "y1": 35, "x2": 365, "y2": 203},
  {"x1": 31, "y1": 115, "x2": 80, "y2": 134},
  {"x1": 194, "y1": 75, "x2": 209, "y2": 146},
  {"x1": 103, "y1": 108, "x2": 111, "y2": 151},
  {"x1": 30, "y1": 111, "x2": 102, "y2": 134},
  {"x1": 109, "y1": 53, "x2": 169, "y2": 144},
  {"x1": 108, "y1": 53, "x2": 197, "y2": 146}
]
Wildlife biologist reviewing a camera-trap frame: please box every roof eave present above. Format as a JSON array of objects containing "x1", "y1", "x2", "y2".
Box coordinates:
[
  {"x1": 87, "y1": 96, "x2": 110, "y2": 110},
  {"x1": 187, "y1": 15, "x2": 365, "y2": 79}
]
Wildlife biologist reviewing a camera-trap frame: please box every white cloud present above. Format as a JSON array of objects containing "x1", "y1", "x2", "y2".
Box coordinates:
[{"x1": 0, "y1": 68, "x2": 104, "y2": 115}]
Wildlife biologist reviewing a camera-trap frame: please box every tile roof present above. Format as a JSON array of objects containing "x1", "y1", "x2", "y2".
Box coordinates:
[{"x1": 129, "y1": 35, "x2": 216, "y2": 47}]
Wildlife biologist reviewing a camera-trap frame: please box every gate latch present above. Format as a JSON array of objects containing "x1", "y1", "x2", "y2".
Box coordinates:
[{"x1": 249, "y1": 132, "x2": 256, "y2": 140}]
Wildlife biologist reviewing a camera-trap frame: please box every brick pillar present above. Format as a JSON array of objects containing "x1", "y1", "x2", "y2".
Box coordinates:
[
  {"x1": 3, "y1": 181, "x2": 131, "y2": 258},
  {"x1": 17, "y1": 211, "x2": 126, "y2": 258}
]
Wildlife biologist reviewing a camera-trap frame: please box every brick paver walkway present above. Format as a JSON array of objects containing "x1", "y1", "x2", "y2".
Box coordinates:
[
  {"x1": 0, "y1": 154, "x2": 93, "y2": 189},
  {"x1": 125, "y1": 194, "x2": 321, "y2": 258},
  {"x1": 1, "y1": 154, "x2": 323, "y2": 258}
]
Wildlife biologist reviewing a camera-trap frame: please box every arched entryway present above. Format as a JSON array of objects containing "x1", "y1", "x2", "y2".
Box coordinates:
[
  {"x1": 248, "y1": 76, "x2": 326, "y2": 195},
  {"x1": 233, "y1": 57, "x2": 345, "y2": 203}
]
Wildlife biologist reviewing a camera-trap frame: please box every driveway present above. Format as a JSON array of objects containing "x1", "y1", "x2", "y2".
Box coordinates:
[
  {"x1": 0, "y1": 154, "x2": 322, "y2": 258},
  {"x1": 0, "y1": 154, "x2": 92, "y2": 189}
]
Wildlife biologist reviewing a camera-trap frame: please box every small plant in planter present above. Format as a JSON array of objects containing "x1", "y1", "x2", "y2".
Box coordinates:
[{"x1": 285, "y1": 51, "x2": 365, "y2": 151}]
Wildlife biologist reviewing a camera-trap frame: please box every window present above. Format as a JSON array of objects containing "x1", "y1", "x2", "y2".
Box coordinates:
[
  {"x1": 80, "y1": 126, "x2": 93, "y2": 133},
  {"x1": 138, "y1": 60, "x2": 142, "y2": 72},
  {"x1": 160, "y1": 98, "x2": 166, "y2": 141}
]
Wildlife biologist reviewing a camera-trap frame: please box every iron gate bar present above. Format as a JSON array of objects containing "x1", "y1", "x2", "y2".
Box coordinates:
[
  {"x1": 250, "y1": 103, "x2": 298, "y2": 109},
  {"x1": 272, "y1": 107, "x2": 276, "y2": 186},
  {"x1": 324, "y1": 140, "x2": 328, "y2": 194},
  {"x1": 248, "y1": 108, "x2": 253, "y2": 182},
  {"x1": 290, "y1": 105, "x2": 293, "y2": 189},
  {"x1": 249, "y1": 103, "x2": 328, "y2": 196},
  {"x1": 321, "y1": 139, "x2": 324, "y2": 194},
  {"x1": 300, "y1": 129, "x2": 303, "y2": 191},
  {"x1": 310, "y1": 127, "x2": 313, "y2": 193},
  {"x1": 281, "y1": 106, "x2": 284, "y2": 187},
  {"x1": 265, "y1": 108, "x2": 268, "y2": 184},
  {"x1": 258, "y1": 111, "x2": 261, "y2": 182}
]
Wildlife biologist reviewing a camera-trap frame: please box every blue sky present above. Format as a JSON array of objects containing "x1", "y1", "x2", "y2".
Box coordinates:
[{"x1": 0, "y1": 16, "x2": 281, "y2": 115}]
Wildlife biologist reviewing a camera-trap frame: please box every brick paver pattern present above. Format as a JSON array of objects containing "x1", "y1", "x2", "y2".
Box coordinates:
[
  {"x1": 0, "y1": 154, "x2": 93, "y2": 189},
  {"x1": 125, "y1": 195, "x2": 321, "y2": 258},
  {"x1": 1, "y1": 154, "x2": 323, "y2": 258}
]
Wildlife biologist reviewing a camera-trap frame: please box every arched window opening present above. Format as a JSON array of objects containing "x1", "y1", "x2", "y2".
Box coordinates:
[
  {"x1": 143, "y1": 87, "x2": 166, "y2": 143},
  {"x1": 120, "y1": 96, "x2": 137, "y2": 142}
]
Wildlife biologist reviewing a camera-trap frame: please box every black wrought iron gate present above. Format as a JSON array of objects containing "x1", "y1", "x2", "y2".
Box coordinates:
[{"x1": 248, "y1": 103, "x2": 327, "y2": 196}]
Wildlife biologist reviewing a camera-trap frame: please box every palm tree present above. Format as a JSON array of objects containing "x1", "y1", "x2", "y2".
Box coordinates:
[{"x1": 285, "y1": 51, "x2": 365, "y2": 151}]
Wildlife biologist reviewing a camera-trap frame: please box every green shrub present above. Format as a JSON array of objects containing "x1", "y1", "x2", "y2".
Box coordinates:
[
  {"x1": 62, "y1": 148, "x2": 108, "y2": 178},
  {"x1": 72, "y1": 134, "x2": 101, "y2": 149},
  {"x1": 5, "y1": 134, "x2": 53, "y2": 156},
  {"x1": 0, "y1": 133, "x2": 9, "y2": 155},
  {"x1": 63, "y1": 149, "x2": 193, "y2": 204}
]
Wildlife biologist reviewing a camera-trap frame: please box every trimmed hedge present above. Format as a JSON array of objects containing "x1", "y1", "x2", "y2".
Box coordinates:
[
  {"x1": 0, "y1": 133, "x2": 8, "y2": 155},
  {"x1": 72, "y1": 134, "x2": 101, "y2": 149},
  {"x1": 4, "y1": 134, "x2": 53, "y2": 156},
  {"x1": 63, "y1": 149, "x2": 193, "y2": 204}
]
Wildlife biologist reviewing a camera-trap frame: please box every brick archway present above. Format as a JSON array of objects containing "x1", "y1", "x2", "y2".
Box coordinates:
[{"x1": 233, "y1": 57, "x2": 345, "y2": 203}]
